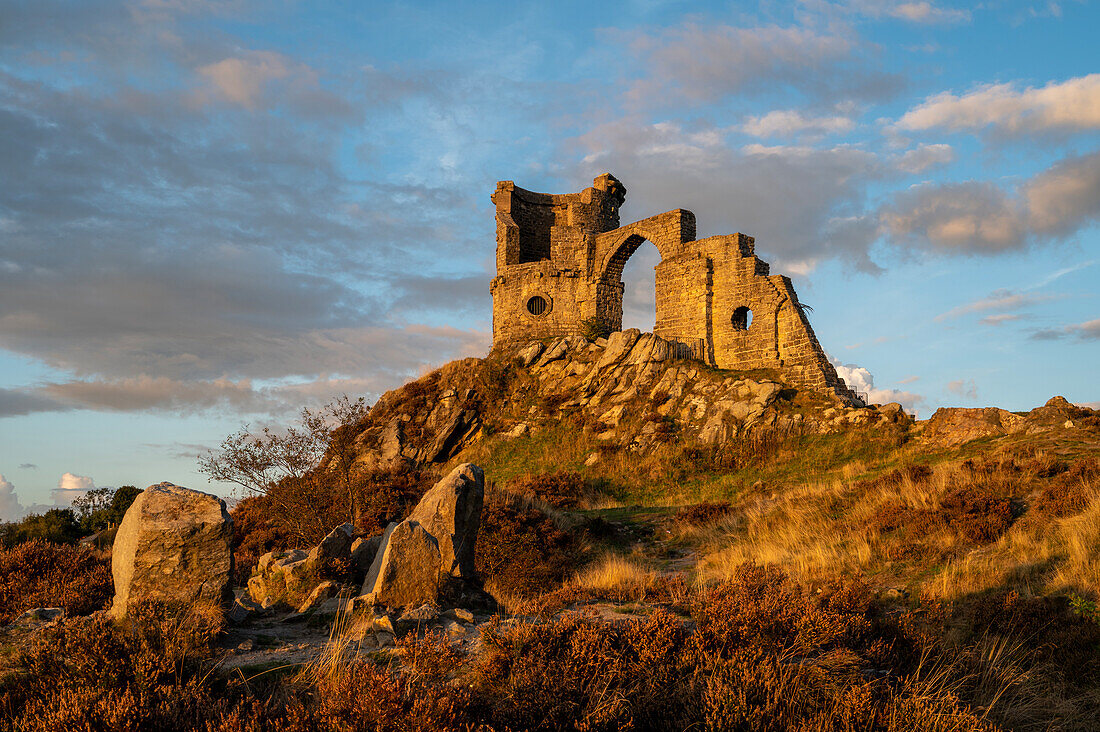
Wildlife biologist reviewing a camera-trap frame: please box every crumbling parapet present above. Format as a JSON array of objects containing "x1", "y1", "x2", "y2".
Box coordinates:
[{"x1": 490, "y1": 173, "x2": 857, "y2": 401}]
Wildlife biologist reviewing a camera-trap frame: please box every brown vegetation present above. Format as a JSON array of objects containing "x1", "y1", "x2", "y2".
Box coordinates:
[
  {"x1": 475, "y1": 492, "x2": 578, "y2": 597},
  {"x1": 0, "y1": 540, "x2": 112, "y2": 624},
  {"x1": 3, "y1": 564, "x2": 1069, "y2": 730}
]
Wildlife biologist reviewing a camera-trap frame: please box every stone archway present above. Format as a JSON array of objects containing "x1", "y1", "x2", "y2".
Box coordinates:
[
  {"x1": 594, "y1": 231, "x2": 661, "y2": 333},
  {"x1": 591, "y1": 209, "x2": 696, "y2": 334}
]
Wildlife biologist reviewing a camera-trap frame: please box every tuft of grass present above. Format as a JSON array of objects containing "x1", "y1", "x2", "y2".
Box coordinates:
[{"x1": 572, "y1": 553, "x2": 662, "y2": 596}]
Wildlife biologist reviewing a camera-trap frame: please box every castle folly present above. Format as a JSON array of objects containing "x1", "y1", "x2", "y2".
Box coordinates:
[{"x1": 490, "y1": 174, "x2": 854, "y2": 397}]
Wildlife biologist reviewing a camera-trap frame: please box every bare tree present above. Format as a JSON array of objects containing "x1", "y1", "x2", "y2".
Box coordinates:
[{"x1": 198, "y1": 395, "x2": 370, "y2": 528}]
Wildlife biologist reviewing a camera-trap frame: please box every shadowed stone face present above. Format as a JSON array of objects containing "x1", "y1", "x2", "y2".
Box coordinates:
[{"x1": 489, "y1": 174, "x2": 856, "y2": 400}]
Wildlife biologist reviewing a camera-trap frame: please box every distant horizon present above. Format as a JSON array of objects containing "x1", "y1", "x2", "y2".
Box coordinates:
[{"x1": 2, "y1": 0, "x2": 1098, "y2": 515}]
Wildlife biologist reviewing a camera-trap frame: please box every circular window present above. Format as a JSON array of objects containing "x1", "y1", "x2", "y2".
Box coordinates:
[
  {"x1": 731, "y1": 306, "x2": 752, "y2": 331},
  {"x1": 526, "y1": 295, "x2": 549, "y2": 316}
]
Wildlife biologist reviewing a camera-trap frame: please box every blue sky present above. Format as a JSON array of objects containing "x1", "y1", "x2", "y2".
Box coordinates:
[{"x1": 1, "y1": 0, "x2": 1098, "y2": 516}]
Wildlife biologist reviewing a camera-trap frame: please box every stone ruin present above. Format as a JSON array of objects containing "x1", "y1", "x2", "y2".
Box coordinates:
[{"x1": 490, "y1": 173, "x2": 855, "y2": 399}]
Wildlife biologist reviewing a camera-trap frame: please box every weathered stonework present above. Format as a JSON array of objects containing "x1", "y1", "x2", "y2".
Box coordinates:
[{"x1": 490, "y1": 174, "x2": 855, "y2": 397}]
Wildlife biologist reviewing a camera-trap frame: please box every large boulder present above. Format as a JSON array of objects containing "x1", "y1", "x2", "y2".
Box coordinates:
[
  {"x1": 360, "y1": 520, "x2": 442, "y2": 608},
  {"x1": 923, "y1": 407, "x2": 1025, "y2": 447},
  {"x1": 111, "y1": 483, "x2": 233, "y2": 619},
  {"x1": 407, "y1": 463, "x2": 484, "y2": 579}
]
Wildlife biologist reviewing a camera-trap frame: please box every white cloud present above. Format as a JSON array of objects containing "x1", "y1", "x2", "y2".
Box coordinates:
[
  {"x1": 889, "y1": 2, "x2": 971, "y2": 24},
  {"x1": 979, "y1": 313, "x2": 1026, "y2": 326},
  {"x1": 935, "y1": 288, "x2": 1054, "y2": 321},
  {"x1": 0, "y1": 474, "x2": 25, "y2": 522},
  {"x1": 896, "y1": 143, "x2": 955, "y2": 173},
  {"x1": 947, "y1": 378, "x2": 979, "y2": 401},
  {"x1": 53, "y1": 472, "x2": 96, "y2": 506},
  {"x1": 881, "y1": 150, "x2": 1100, "y2": 253},
  {"x1": 741, "y1": 110, "x2": 855, "y2": 139},
  {"x1": 197, "y1": 51, "x2": 292, "y2": 108},
  {"x1": 897, "y1": 74, "x2": 1100, "y2": 136},
  {"x1": 829, "y1": 356, "x2": 926, "y2": 414}
]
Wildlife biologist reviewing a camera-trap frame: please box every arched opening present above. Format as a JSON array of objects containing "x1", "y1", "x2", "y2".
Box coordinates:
[
  {"x1": 619, "y1": 239, "x2": 661, "y2": 332},
  {"x1": 732, "y1": 306, "x2": 752, "y2": 331}
]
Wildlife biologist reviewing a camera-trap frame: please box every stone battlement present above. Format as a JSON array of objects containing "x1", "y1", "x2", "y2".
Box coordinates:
[{"x1": 490, "y1": 174, "x2": 857, "y2": 400}]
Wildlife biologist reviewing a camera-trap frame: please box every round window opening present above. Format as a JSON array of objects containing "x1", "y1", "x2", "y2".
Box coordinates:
[
  {"x1": 732, "y1": 306, "x2": 752, "y2": 331},
  {"x1": 527, "y1": 295, "x2": 549, "y2": 316}
]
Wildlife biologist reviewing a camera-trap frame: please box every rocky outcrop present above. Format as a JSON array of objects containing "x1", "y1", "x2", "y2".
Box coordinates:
[
  {"x1": 360, "y1": 520, "x2": 442, "y2": 608},
  {"x1": 407, "y1": 463, "x2": 484, "y2": 579},
  {"x1": 360, "y1": 463, "x2": 487, "y2": 609},
  {"x1": 111, "y1": 482, "x2": 233, "y2": 619},
  {"x1": 922, "y1": 397, "x2": 1099, "y2": 447},
  {"x1": 246, "y1": 465, "x2": 489, "y2": 614},
  {"x1": 247, "y1": 523, "x2": 358, "y2": 611},
  {"x1": 923, "y1": 407, "x2": 1026, "y2": 447},
  {"x1": 349, "y1": 331, "x2": 875, "y2": 478}
]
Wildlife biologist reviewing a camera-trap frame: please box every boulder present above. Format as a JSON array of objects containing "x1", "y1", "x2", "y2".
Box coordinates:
[
  {"x1": 368, "y1": 526, "x2": 438, "y2": 608},
  {"x1": 110, "y1": 482, "x2": 233, "y2": 619},
  {"x1": 297, "y1": 580, "x2": 340, "y2": 613},
  {"x1": 350, "y1": 535, "x2": 383, "y2": 578},
  {"x1": 360, "y1": 520, "x2": 442, "y2": 608},
  {"x1": 596, "y1": 329, "x2": 641, "y2": 368},
  {"x1": 407, "y1": 463, "x2": 484, "y2": 579},
  {"x1": 517, "y1": 341, "x2": 545, "y2": 367},
  {"x1": 380, "y1": 419, "x2": 405, "y2": 461},
  {"x1": 425, "y1": 408, "x2": 480, "y2": 463},
  {"x1": 12, "y1": 607, "x2": 63, "y2": 627},
  {"x1": 923, "y1": 407, "x2": 1025, "y2": 447},
  {"x1": 308, "y1": 522, "x2": 354, "y2": 565}
]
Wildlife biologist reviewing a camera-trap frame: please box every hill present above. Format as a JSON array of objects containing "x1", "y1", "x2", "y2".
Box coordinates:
[{"x1": 3, "y1": 330, "x2": 1100, "y2": 730}]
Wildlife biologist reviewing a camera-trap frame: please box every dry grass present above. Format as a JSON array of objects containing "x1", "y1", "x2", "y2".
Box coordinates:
[
  {"x1": 698, "y1": 451, "x2": 1100, "y2": 603},
  {"x1": 572, "y1": 552, "x2": 662, "y2": 595}
]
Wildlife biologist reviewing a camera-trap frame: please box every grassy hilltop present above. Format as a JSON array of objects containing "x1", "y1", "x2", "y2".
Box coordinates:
[{"x1": 2, "y1": 339, "x2": 1099, "y2": 730}]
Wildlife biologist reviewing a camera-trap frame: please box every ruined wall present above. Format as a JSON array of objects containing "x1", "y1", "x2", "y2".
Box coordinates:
[{"x1": 489, "y1": 173, "x2": 857, "y2": 400}]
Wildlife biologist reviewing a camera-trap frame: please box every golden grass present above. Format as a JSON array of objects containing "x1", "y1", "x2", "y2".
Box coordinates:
[
  {"x1": 697, "y1": 456, "x2": 1100, "y2": 602},
  {"x1": 572, "y1": 552, "x2": 662, "y2": 595},
  {"x1": 697, "y1": 477, "x2": 878, "y2": 584}
]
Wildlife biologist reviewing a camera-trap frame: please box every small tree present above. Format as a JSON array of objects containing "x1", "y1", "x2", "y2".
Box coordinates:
[
  {"x1": 198, "y1": 395, "x2": 370, "y2": 530},
  {"x1": 71, "y1": 485, "x2": 141, "y2": 533}
]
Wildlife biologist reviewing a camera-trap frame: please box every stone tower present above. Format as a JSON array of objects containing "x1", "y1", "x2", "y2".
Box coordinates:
[{"x1": 490, "y1": 174, "x2": 855, "y2": 397}]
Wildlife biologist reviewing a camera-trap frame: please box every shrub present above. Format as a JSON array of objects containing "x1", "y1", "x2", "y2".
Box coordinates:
[
  {"x1": 508, "y1": 471, "x2": 589, "y2": 509},
  {"x1": 872, "y1": 485, "x2": 1016, "y2": 553},
  {"x1": 0, "y1": 508, "x2": 83, "y2": 547},
  {"x1": 476, "y1": 493, "x2": 578, "y2": 596},
  {"x1": 0, "y1": 540, "x2": 112, "y2": 623},
  {"x1": 230, "y1": 495, "x2": 294, "y2": 584},
  {"x1": 582, "y1": 316, "x2": 612, "y2": 341},
  {"x1": 676, "y1": 500, "x2": 733, "y2": 525}
]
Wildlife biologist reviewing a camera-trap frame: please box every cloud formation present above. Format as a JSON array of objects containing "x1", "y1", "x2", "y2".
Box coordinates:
[
  {"x1": 935, "y1": 289, "x2": 1053, "y2": 321},
  {"x1": 946, "y1": 379, "x2": 979, "y2": 401},
  {"x1": 620, "y1": 23, "x2": 902, "y2": 105},
  {"x1": 897, "y1": 74, "x2": 1100, "y2": 136},
  {"x1": 571, "y1": 120, "x2": 883, "y2": 271},
  {"x1": 895, "y1": 143, "x2": 955, "y2": 173},
  {"x1": 881, "y1": 150, "x2": 1100, "y2": 253},
  {"x1": 830, "y1": 357, "x2": 926, "y2": 414},
  {"x1": 53, "y1": 472, "x2": 96, "y2": 506},
  {"x1": 1031, "y1": 317, "x2": 1100, "y2": 341},
  {"x1": 0, "y1": 475, "x2": 25, "y2": 522},
  {"x1": 741, "y1": 110, "x2": 856, "y2": 139}
]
